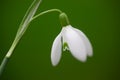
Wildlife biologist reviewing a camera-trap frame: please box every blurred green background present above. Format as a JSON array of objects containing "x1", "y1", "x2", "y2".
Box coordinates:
[{"x1": 0, "y1": 0, "x2": 120, "y2": 80}]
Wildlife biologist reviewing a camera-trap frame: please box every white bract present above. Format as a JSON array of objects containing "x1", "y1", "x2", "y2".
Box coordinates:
[{"x1": 51, "y1": 25, "x2": 93, "y2": 66}]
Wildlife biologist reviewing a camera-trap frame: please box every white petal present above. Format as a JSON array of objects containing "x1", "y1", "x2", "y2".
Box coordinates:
[
  {"x1": 51, "y1": 33, "x2": 62, "y2": 66},
  {"x1": 62, "y1": 26, "x2": 87, "y2": 62},
  {"x1": 70, "y1": 26, "x2": 93, "y2": 57}
]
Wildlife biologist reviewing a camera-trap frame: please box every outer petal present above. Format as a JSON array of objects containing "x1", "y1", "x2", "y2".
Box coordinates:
[
  {"x1": 51, "y1": 33, "x2": 62, "y2": 66},
  {"x1": 62, "y1": 26, "x2": 87, "y2": 62},
  {"x1": 70, "y1": 26, "x2": 93, "y2": 57}
]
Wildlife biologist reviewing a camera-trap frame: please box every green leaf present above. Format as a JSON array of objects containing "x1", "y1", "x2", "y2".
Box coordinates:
[
  {"x1": 16, "y1": 0, "x2": 42, "y2": 37},
  {"x1": 7, "y1": 0, "x2": 42, "y2": 58}
]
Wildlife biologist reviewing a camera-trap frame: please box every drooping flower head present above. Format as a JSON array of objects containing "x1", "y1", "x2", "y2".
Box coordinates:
[{"x1": 51, "y1": 13, "x2": 93, "y2": 66}]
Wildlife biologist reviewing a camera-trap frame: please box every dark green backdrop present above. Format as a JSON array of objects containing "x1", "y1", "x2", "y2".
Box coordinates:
[{"x1": 0, "y1": 0, "x2": 120, "y2": 80}]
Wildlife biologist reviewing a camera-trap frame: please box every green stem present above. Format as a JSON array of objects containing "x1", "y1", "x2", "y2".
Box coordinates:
[
  {"x1": 31, "y1": 9, "x2": 62, "y2": 21},
  {"x1": 0, "y1": 9, "x2": 62, "y2": 77},
  {"x1": 0, "y1": 56, "x2": 9, "y2": 77},
  {"x1": 0, "y1": 25, "x2": 27, "y2": 77}
]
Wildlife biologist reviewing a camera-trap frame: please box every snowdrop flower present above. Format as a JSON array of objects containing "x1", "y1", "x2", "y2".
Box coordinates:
[{"x1": 51, "y1": 13, "x2": 93, "y2": 66}]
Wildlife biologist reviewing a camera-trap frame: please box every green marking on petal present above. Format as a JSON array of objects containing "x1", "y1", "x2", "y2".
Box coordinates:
[{"x1": 63, "y1": 42, "x2": 69, "y2": 51}]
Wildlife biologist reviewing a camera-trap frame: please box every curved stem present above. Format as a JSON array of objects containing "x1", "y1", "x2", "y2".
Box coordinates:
[{"x1": 31, "y1": 9, "x2": 62, "y2": 21}]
